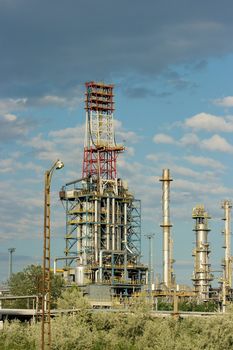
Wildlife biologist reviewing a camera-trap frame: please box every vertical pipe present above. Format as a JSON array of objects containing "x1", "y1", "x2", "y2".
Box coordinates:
[
  {"x1": 106, "y1": 196, "x2": 110, "y2": 250},
  {"x1": 94, "y1": 199, "x2": 98, "y2": 262},
  {"x1": 222, "y1": 200, "x2": 232, "y2": 288},
  {"x1": 160, "y1": 169, "x2": 173, "y2": 289},
  {"x1": 117, "y1": 202, "x2": 121, "y2": 250},
  {"x1": 83, "y1": 198, "x2": 88, "y2": 265},
  {"x1": 112, "y1": 198, "x2": 116, "y2": 250},
  {"x1": 148, "y1": 236, "x2": 152, "y2": 294},
  {"x1": 124, "y1": 202, "x2": 127, "y2": 246},
  {"x1": 99, "y1": 250, "x2": 103, "y2": 282},
  {"x1": 53, "y1": 260, "x2": 57, "y2": 275}
]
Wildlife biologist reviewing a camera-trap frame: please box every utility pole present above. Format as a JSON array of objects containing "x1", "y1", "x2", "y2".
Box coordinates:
[
  {"x1": 41, "y1": 160, "x2": 64, "y2": 350},
  {"x1": 8, "y1": 248, "x2": 15, "y2": 279},
  {"x1": 145, "y1": 234, "x2": 155, "y2": 299}
]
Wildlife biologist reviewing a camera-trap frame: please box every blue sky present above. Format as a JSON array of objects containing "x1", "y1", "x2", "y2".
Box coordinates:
[{"x1": 1, "y1": 0, "x2": 233, "y2": 285}]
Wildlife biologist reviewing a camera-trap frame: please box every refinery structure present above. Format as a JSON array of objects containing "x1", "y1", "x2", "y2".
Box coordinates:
[
  {"x1": 59, "y1": 82, "x2": 146, "y2": 298},
  {"x1": 54, "y1": 81, "x2": 233, "y2": 306}
]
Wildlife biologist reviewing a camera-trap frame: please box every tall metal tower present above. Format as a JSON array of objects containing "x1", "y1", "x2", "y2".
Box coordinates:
[
  {"x1": 222, "y1": 200, "x2": 232, "y2": 289},
  {"x1": 221, "y1": 200, "x2": 232, "y2": 310},
  {"x1": 160, "y1": 169, "x2": 175, "y2": 289},
  {"x1": 83, "y1": 82, "x2": 124, "y2": 191},
  {"x1": 192, "y1": 205, "x2": 213, "y2": 300},
  {"x1": 60, "y1": 82, "x2": 147, "y2": 297}
]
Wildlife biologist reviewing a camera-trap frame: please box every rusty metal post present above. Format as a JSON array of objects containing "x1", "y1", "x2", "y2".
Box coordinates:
[{"x1": 41, "y1": 160, "x2": 64, "y2": 350}]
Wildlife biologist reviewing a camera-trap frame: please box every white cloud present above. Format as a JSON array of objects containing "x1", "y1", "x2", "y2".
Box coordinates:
[
  {"x1": 153, "y1": 133, "x2": 175, "y2": 144},
  {"x1": 49, "y1": 124, "x2": 85, "y2": 146},
  {"x1": 184, "y1": 155, "x2": 225, "y2": 170},
  {"x1": 214, "y1": 96, "x2": 233, "y2": 107},
  {"x1": 39, "y1": 94, "x2": 83, "y2": 110},
  {"x1": 114, "y1": 119, "x2": 141, "y2": 144},
  {"x1": 172, "y1": 165, "x2": 200, "y2": 178},
  {"x1": 125, "y1": 146, "x2": 135, "y2": 157},
  {"x1": 185, "y1": 112, "x2": 233, "y2": 132},
  {"x1": 3, "y1": 113, "x2": 17, "y2": 122},
  {"x1": 146, "y1": 154, "x2": 160, "y2": 162},
  {"x1": 0, "y1": 98, "x2": 27, "y2": 115},
  {"x1": 179, "y1": 133, "x2": 199, "y2": 146},
  {"x1": 174, "y1": 178, "x2": 233, "y2": 195},
  {"x1": 201, "y1": 134, "x2": 233, "y2": 153}
]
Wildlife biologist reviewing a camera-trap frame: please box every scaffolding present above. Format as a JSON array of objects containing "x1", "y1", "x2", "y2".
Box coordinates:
[{"x1": 59, "y1": 82, "x2": 146, "y2": 297}]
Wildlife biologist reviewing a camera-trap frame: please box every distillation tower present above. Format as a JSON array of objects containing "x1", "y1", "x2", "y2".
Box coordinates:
[
  {"x1": 59, "y1": 82, "x2": 146, "y2": 297},
  {"x1": 160, "y1": 169, "x2": 175, "y2": 289},
  {"x1": 221, "y1": 200, "x2": 232, "y2": 307},
  {"x1": 192, "y1": 205, "x2": 213, "y2": 300}
]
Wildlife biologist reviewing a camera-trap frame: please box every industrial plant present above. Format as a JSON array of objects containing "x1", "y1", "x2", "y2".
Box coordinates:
[
  {"x1": 59, "y1": 82, "x2": 146, "y2": 300},
  {"x1": 2, "y1": 80, "x2": 233, "y2": 350},
  {"x1": 53, "y1": 81, "x2": 233, "y2": 308}
]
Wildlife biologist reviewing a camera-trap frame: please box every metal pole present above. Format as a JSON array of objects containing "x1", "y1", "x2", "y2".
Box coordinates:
[
  {"x1": 145, "y1": 234, "x2": 155, "y2": 298},
  {"x1": 8, "y1": 248, "x2": 15, "y2": 279},
  {"x1": 41, "y1": 160, "x2": 64, "y2": 350}
]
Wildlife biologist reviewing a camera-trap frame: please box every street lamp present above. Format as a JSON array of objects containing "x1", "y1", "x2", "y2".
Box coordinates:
[
  {"x1": 8, "y1": 248, "x2": 16, "y2": 279},
  {"x1": 145, "y1": 234, "x2": 155, "y2": 301},
  {"x1": 41, "y1": 159, "x2": 64, "y2": 350}
]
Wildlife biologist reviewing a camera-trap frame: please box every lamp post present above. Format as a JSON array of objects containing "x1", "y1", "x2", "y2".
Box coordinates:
[
  {"x1": 41, "y1": 160, "x2": 64, "y2": 350},
  {"x1": 8, "y1": 248, "x2": 16, "y2": 279},
  {"x1": 145, "y1": 234, "x2": 155, "y2": 302}
]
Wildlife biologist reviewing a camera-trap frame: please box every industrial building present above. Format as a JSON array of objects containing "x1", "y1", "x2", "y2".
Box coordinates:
[
  {"x1": 59, "y1": 82, "x2": 147, "y2": 299},
  {"x1": 55, "y1": 81, "x2": 233, "y2": 308}
]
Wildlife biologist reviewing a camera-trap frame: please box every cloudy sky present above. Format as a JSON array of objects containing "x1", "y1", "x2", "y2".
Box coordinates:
[{"x1": 1, "y1": 0, "x2": 233, "y2": 285}]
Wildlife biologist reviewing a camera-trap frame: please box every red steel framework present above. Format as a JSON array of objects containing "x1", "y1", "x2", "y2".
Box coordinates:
[{"x1": 82, "y1": 81, "x2": 124, "y2": 181}]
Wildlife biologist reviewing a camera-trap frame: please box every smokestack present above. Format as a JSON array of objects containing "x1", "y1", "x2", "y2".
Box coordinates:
[{"x1": 160, "y1": 169, "x2": 173, "y2": 289}]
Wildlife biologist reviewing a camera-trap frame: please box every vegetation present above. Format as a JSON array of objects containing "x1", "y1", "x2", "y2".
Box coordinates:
[
  {"x1": 0, "y1": 270, "x2": 225, "y2": 349},
  {"x1": 156, "y1": 299, "x2": 217, "y2": 312},
  {"x1": 178, "y1": 300, "x2": 217, "y2": 312},
  {"x1": 4, "y1": 264, "x2": 64, "y2": 308},
  {"x1": 0, "y1": 309, "x2": 233, "y2": 349}
]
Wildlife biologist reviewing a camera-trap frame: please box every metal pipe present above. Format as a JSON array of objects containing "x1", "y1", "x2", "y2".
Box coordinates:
[
  {"x1": 160, "y1": 169, "x2": 173, "y2": 288},
  {"x1": 53, "y1": 256, "x2": 82, "y2": 274},
  {"x1": 112, "y1": 198, "x2": 116, "y2": 250},
  {"x1": 106, "y1": 196, "x2": 110, "y2": 250},
  {"x1": 124, "y1": 202, "x2": 127, "y2": 248},
  {"x1": 94, "y1": 199, "x2": 98, "y2": 262},
  {"x1": 63, "y1": 177, "x2": 87, "y2": 188},
  {"x1": 117, "y1": 202, "x2": 121, "y2": 250}
]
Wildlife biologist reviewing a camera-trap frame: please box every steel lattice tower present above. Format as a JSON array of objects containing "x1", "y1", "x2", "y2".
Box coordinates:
[
  {"x1": 59, "y1": 82, "x2": 147, "y2": 298},
  {"x1": 83, "y1": 82, "x2": 124, "y2": 190}
]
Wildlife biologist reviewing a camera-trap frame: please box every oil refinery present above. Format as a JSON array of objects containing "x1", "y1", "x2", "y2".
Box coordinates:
[
  {"x1": 51, "y1": 81, "x2": 233, "y2": 308},
  {"x1": 58, "y1": 82, "x2": 146, "y2": 299}
]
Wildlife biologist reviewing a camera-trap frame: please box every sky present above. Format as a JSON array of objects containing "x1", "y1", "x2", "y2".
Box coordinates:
[{"x1": 1, "y1": 0, "x2": 233, "y2": 285}]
